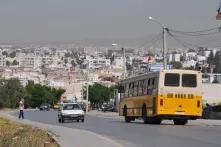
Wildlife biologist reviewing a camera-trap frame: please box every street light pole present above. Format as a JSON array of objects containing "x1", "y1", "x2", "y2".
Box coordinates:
[
  {"x1": 86, "y1": 82, "x2": 89, "y2": 113},
  {"x1": 148, "y1": 16, "x2": 167, "y2": 69},
  {"x1": 163, "y1": 26, "x2": 167, "y2": 69}
]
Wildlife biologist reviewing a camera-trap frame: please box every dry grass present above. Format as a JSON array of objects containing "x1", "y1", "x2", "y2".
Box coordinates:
[{"x1": 0, "y1": 117, "x2": 59, "y2": 147}]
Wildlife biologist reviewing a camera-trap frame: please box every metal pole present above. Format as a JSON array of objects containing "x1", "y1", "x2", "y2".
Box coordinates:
[
  {"x1": 86, "y1": 83, "x2": 89, "y2": 113},
  {"x1": 163, "y1": 27, "x2": 167, "y2": 69}
]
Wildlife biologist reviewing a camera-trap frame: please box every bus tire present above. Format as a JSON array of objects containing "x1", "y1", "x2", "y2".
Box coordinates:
[
  {"x1": 125, "y1": 116, "x2": 131, "y2": 123},
  {"x1": 152, "y1": 118, "x2": 162, "y2": 124},
  {"x1": 173, "y1": 119, "x2": 188, "y2": 125},
  {"x1": 142, "y1": 104, "x2": 148, "y2": 124},
  {"x1": 123, "y1": 105, "x2": 127, "y2": 116},
  {"x1": 142, "y1": 104, "x2": 147, "y2": 117}
]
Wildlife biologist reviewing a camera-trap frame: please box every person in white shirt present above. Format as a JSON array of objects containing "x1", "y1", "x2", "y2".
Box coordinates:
[{"x1": 18, "y1": 98, "x2": 24, "y2": 119}]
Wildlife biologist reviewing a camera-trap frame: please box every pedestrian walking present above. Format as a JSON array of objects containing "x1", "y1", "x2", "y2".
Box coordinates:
[{"x1": 18, "y1": 98, "x2": 24, "y2": 119}]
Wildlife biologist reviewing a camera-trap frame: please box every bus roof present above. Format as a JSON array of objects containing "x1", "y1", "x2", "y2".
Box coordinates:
[{"x1": 120, "y1": 69, "x2": 201, "y2": 84}]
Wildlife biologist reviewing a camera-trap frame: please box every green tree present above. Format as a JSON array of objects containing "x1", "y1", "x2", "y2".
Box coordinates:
[
  {"x1": 88, "y1": 83, "x2": 111, "y2": 106},
  {"x1": 64, "y1": 58, "x2": 68, "y2": 64},
  {"x1": 214, "y1": 51, "x2": 221, "y2": 73},
  {"x1": 71, "y1": 60, "x2": 76, "y2": 67},
  {"x1": 170, "y1": 61, "x2": 182, "y2": 69},
  {"x1": 9, "y1": 51, "x2": 16, "y2": 58},
  {"x1": 0, "y1": 79, "x2": 26, "y2": 108},
  {"x1": 25, "y1": 81, "x2": 65, "y2": 108},
  {"x1": 207, "y1": 51, "x2": 214, "y2": 66},
  {"x1": 2, "y1": 51, "x2": 8, "y2": 57},
  {"x1": 12, "y1": 60, "x2": 19, "y2": 65},
  {"x1": 6, "y1": 61, "x2": 10, "y2": 66}
]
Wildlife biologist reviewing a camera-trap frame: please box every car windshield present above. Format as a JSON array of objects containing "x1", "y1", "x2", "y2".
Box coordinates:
[{"x1": 63, "y1": 104, "x2": 81, "y2": 110}]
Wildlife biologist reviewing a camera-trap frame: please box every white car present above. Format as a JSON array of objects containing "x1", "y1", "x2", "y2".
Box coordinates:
[{"x1": 58, "y1": 103, "x2": 85, "y2": 123}]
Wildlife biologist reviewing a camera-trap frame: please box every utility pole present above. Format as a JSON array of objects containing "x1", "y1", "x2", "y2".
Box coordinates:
[
  {"x1": 148, "y1": 16, "x2": 167, "y2": 70},
  {"x1": 163, "y1": 27, "x2": 167, "y2": 69},
  {"x1": 81, "y1": 69, "x2": 89, "y2": 113},
  {"x1": 86, "y1": 82, "x2": 89, "y2": 113},
  {"x1": 122, "y1": 48, "x2": 127, "y2": 79}
]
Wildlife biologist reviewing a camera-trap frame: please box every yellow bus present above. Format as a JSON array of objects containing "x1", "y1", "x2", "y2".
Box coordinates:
[{"x1": 119, "y1": 69, "x2": 202, "y2": 125}]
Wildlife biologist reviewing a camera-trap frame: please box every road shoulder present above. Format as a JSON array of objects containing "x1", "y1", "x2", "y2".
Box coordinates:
[{"x1": 0, "y1": 110, "x2": 124, "y2": 147}]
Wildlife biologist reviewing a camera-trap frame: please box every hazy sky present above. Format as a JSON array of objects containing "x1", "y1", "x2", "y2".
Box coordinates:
[{"x1": 0, "y1": 0, "x2": 220, "y2": 46}]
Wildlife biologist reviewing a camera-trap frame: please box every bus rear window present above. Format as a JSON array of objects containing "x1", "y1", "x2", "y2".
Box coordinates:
[
  {"x1": 182, "y1": 74, "x2": 197, "y2": 87},
  {"x1": 164, "y1": 73, "x2": 180, "y2": 86}
]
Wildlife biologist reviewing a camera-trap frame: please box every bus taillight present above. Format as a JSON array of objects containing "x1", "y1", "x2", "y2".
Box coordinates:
[
  {"x1": 197, "y1": 100, "x2": 200, "y2": 108},
  {"x1": 160, "y1": 99, "x2": 163, "y2": 106}
]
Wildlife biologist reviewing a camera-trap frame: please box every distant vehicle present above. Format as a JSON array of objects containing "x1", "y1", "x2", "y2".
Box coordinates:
[
  {"x1": 53, "y1": 103, "x2": 60, "y2": 109},
  {"x1": 101, "y1": 104, "x2": 116, "y2": 112},
  {"x1": 119, "y1": 69, "x2": 203, "y2": 125},
  {"x1": 39, "y1": 103, "x2": 50, "y2": 111},
  {"x1": 58, "y1": 103, "x2": 85, "y2": 123}
]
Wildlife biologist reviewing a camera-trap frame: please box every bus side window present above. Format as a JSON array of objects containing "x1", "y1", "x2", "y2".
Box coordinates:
[
  {"x1": 129, "y1": 82, "x2": 134, "y2": 97},
  {"x1": 128, "y1": 83, "x2": 131, "y2": 97},
  {"x1": 153, "y1": 78, "x2": 158, "y2": 89},
  {"x1": 152, "y1": 78, "x2": 155, "y2": 88},
  {"x1": 119, "y1": 85, "x2": 125, "y2": 99},
  {"x1": 125, "y1": 83, "x2": 129, "y2": 98},
  {"x1": 138, "y1": 80, "x2": 143, "y2": 96},
  {"x1": 147, "y1": 78, "x2": 153, "y2": 95},
  {"x1": 147, "y1": 79, "x2": 151, "y2": 88},
  {"x1": 143, "y1": 79, "x2": 147, "y2": 95},
  {"x1": 134, "y1": 81, "x2": 138, "y2": 96}
]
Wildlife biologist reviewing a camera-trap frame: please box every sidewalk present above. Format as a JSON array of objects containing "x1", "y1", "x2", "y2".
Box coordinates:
[
  {"x1": 87, "y1": 110, "x2": 120, "y2": 119},
  {"x1": 0, "y1": 110, "x2": 123, "y2": 147}
]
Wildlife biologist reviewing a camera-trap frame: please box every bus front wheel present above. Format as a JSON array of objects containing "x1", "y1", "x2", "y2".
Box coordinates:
[{"x1": 173, "y1": 119, "x2": 188, "y2": 125}]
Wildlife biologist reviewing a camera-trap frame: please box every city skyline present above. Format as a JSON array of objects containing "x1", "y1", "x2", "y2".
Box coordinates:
[{"x1": 0, "y1": 0, "x2": 220, "y2": 48}]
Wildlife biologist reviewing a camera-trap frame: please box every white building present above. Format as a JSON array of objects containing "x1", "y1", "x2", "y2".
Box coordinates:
[
  {"x1": 18, "y1": 53, "x2": 53, "y2": 68},
  {"x1": 197, "y1": 55, "x2": 207, "y2": 64},
  {"x1": 3, "y1": 69, "x2": 46, "y2": 86},
  {"x1": 168, "y1": 53, "x2": 181, "y2": 62},
  {"x1": 184, "y1": 52, "x2": 197, "y2": 61},
  {"x1": 112, "y1": 57, "x2": 124, "y2": 68},
  {"x1": 85, "y1": 56, "x2": 111, "y2": 69},
  {"x1": 182, "y1": 60, "x2": 197, "y2": 68},
  {"x1": 0, "y1": 50, "x2": 6, "y2": 67}
]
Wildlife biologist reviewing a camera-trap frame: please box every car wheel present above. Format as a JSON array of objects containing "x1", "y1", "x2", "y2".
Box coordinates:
[
  {"x1": 58, "y1": 118, "x2": 61, "y2": 123},
  {"x1": 81, "y1": 119, "x2": 84, "y2": 122},
  {"x1": 77, "y1": 120, "x2": 79, "y2": 122}
]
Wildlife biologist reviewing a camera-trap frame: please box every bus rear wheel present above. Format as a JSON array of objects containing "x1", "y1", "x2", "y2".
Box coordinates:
[
  {"x1": 125, "y1": 116, "x2": 131, "y2": 123},
  {"x1": 173, "y1": 119, "x2": 188, "y2": 125}
]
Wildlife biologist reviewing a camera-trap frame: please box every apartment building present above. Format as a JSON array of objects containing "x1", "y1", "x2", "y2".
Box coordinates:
[{"x1": 0, "y1": 50, "x2": 6, "y2": 67}]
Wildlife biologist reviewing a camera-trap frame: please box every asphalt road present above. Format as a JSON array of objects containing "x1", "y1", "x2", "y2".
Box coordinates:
[{"x1": 14, "y1": 110, "x2": 221, "y2": 147}]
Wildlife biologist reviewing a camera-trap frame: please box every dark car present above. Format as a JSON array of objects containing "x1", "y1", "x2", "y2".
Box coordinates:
[
  {"x1": 101, "y1": 104, "x2": 115, "y2": 112},
  {"x1": 39, "y1": 103, "x2": 50, "y2": 111}
]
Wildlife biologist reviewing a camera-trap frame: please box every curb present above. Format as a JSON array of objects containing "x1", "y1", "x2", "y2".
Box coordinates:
[{"x1": 0, "y1": 111, "x2": 124, "y2": 147}]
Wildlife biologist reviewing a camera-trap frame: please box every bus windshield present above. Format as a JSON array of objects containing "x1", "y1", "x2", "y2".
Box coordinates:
[{"x1": 164, "y1": 73, "x2": 180, "y2": 86}]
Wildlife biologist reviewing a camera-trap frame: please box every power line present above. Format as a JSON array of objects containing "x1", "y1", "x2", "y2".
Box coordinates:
[
  {"x1": 167, "y1": 31, "x2": 208, "y2": 49},
  {"x1": 168, "y1": 25, "x2": 221, "y2": 37},
  {"x1": 137, "y1": 32, "x2": 162, "y2": 49},
  {"x1": 169, "y1": 26, "x2": 220, "y2": 34}
]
